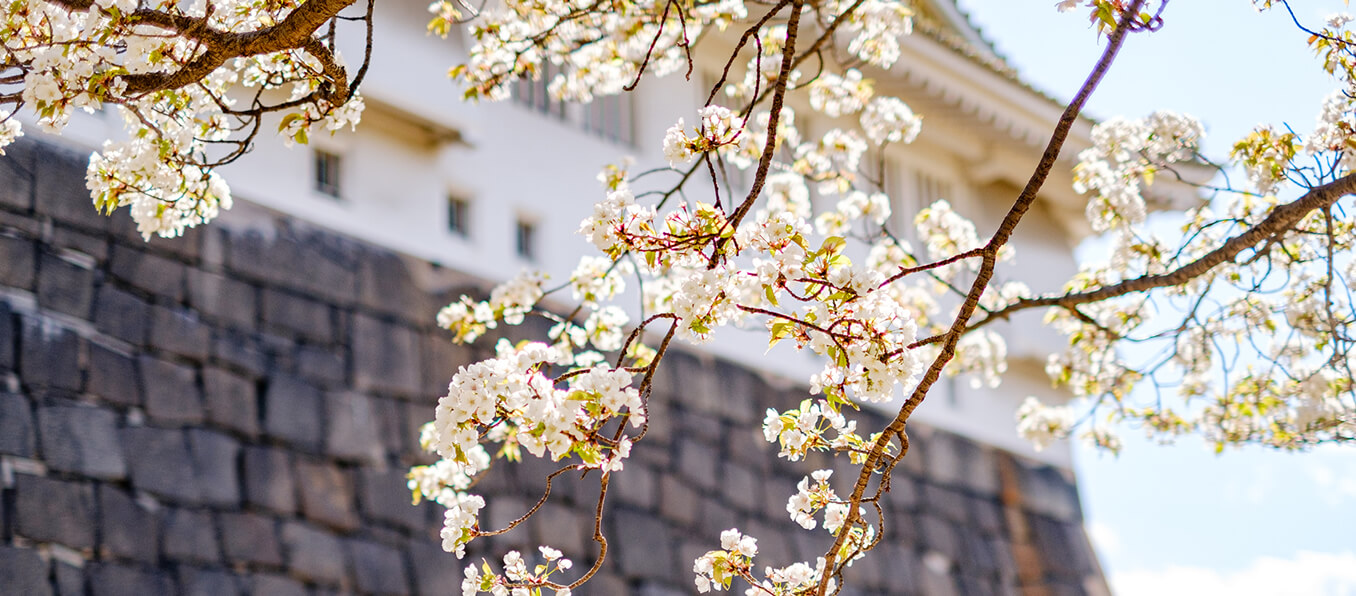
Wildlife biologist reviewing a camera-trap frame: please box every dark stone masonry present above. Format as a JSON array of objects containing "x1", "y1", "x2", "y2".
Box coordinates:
[{"x1": 0, "y1": 139, "x2": 1107, "y2": 595}]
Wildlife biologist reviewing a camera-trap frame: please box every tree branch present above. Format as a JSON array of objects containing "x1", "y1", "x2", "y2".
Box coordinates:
[{"x1": 963, "y1": 172, "x2": 1356, "y2": 334}]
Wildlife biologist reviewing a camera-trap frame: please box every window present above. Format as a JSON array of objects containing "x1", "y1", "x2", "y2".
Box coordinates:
[
  {"x1": 513, "y1": 63, "x2": 567, "y2": 119},
  {"x1": 448, "y1": 196, "x2": 470, "y2": 237},
  {"x1": 582, "y1": 94, "x2": 634, "y2": 145},
  {"x1": 313, "y1": 149, "x2": 342, "y2": 197},
  {"x1": 886, "y1": 160, "x2": 957, "y2": 242},
  {"x1": 513, "y1": 63, "x2": 635, "y2": 146},
  {"x1": 515, "y1": 218, "x2": 536, "y2": 260}
]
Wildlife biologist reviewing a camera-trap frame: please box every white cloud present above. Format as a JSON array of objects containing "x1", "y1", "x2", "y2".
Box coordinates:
[
  {"x1": 1308, "y1": 462, "x2": 1356, "y2": 506},
  {"x1": 1111, "y1": 551, "x2": 1356, "y2": 596}
]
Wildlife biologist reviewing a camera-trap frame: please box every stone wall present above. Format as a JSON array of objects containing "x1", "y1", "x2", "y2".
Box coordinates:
[{"x1": 0, "y1": 139, "x2": 1106, "y2": 595}]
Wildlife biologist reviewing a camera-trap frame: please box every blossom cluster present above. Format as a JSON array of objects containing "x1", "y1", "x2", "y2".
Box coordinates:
[
  {"x1": 422, "y1": 339, "x2": 644, "y2": 557},
  {"x1": 1072, "y1": 111, "x2": 1204, "y2": 232},
  {"x1": 2, "y1": 0, "x2": 366, "y2": 239},
  {"x1": 462, "y1": 547, "x2": 574, "y2": 596}
]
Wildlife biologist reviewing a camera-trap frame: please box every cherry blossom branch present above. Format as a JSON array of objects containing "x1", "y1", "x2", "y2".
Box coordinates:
[
  {"x1": 815, "y1": 1, "x2": 1150, "y2": 591},
  {"x1": 960, "y1": 172, "x2": 1356, "y2": 335}
]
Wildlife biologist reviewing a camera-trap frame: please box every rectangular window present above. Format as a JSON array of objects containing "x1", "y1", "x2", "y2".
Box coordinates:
[
  {"x1": 513, "y1": 63, "x2": 567, "y2": 119},
  {"x1": 314, "y1": 150, "x2": 342, "y2": 198},
  {"x1": 448, "y1": 196, "x2": 470, "y2": 237},
  {"x1": 583, "y1": 94, "x2": 634, "y2": 146},
  {"x1": 515, "y1": 218, "x2": 536, "y2": 260}
]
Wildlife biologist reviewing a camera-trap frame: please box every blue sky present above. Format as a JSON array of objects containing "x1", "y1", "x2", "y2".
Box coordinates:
[{"x1": 953, "y1": 1, "x2": 1356, "y2": 594}]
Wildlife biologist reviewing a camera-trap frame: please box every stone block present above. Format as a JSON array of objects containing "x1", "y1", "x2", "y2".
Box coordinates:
[
  {"x1": 178, "y1": 567, "x2": 241, "y2": 596},
  {"x1": 583, "y1": 574, "x2": 630, "y2": 596},
  {"x1": 881, "y1": 544, "x2": 921, "y2": 594},
  {"x1": 14, "y1": 474, "x2": 96, "y2": 550},
  {"x1": 0, "y1": 301, "x2": 13, "y2": 370},
  {"x1": 676, "y1": 437, "x2": 719, "y2": 491},
  {"x1": 372, "y1": 396, "x2": 406, "y2": 457},
  {"x1": 242, "y1": 446, "x2": 296, "y2": 514},
  {"x1": 357, "y1": 250, "x2": 428, "y2": 321},
  {"x1": 0, "y1": 546, "x2": 53, "y2": 596},
  {"x1": 249, "y1": 573, "x2": 308, "y2": 596},
  {"x1": 88, "y1": 343, "x2": 140, "y2": 406},
  {"x1": 219, "y1": 512, "x2": 283, "y2": 567},
  {"x1": 637, "y1": 583, "x2": 685, "y2": 596},
  {"x1": 959, "y1": 531, "x2": 1000, "y2": 576},
  {"x1": 280, "y1": 521, "x2": 347, "y2": 585},
  {"x1": 37, "y1": 403, "x2": 127, "y2": 479},
  {"x1": 969, "y1": 497, "x2": 1005, "y2": 537},
  {"x1": 891, "y1": 507, "x2": 920, "y2": 547},
  {"x1": 726, "y1": 423, "x2": 772, "y2": 473},
  {"x1": 51, "y1": 224, "x2": 110, "y2": 263},
  {"x1": 186, "y1": 269, "x2": 256, "y2": 329},
  {"x1": 211, "y1": 330, "x2": 267, "y2": 378},
  {"x1": 137, "y1": 221, "x2": 204, "y2": 261},
  {"x1": 36, "y1": 251, "x2": 95, "y2": 319},
  {"x1": 712, "y1": 360, "x2": 758, "y2": 424},
  {"x1": 98, "y1": 485, "x2": 160, "y2": 564},
  {"x1": 33, "y1": 143, "x2": 108, "y2": 232},
  {"x1": 122, "y1": 425, "x2": 201, "y2": 503},
  {"x1": 188, "y1": 428, "x2": 241, "y2": 506},
  {"x1": 696, "y1": 496, "x2": 738, "y2": 542},
  {"x1": 0, "y1": 137, "x2": 36, "y2": 209},
  {"x1": 420, "y1": 335, "x2": 475, "y2": 398},
  {"x1": 261, "y1": 289, "x2": 334, "y2": 343},
  {"x1": 202, "y1": 367, "x2": 258, "y2": 436},
  {"x1": 352, "y1": 314, "x2": 423, "y2": 397},
  {"x1": 109, "y1": 245, "x2": 184, "y2": 300},
  {"x1": 1027, "y1": 515, "x2": 1086, "y2": 580},
  {"x1": 922, "y1": 431, "x2": 966, "y2": 488},
  {"x1": 54, "y1": 560, "x2": 84, "y2": 596},
  {"x1": 613, "y1": 462, "x2": 656, "y2": 511},
  {"x1": 262, "y1": 375, "x2": 323, "y2": 449},
  {"x1": 0, "y1": 209, "x2": 41, "y2": 236},
  {"x1": 348, "y1": 539, "x2": 409, "y2": 595},
  {"x1": 721, "y1": 462, "x2": 760, "y2": 513},
  {"x1": 922, "y1": 484, "x2": 970, "y2": 524},
  {"x1": 163, "y1": 508, "x2": 221, "y2": 564},
  {"x1": 296, "y1": 459, "x2": 358, "y2": 531},
  {"x1": 1018, "y1": 464, "x2": 1080, "y2": 523},
  {"x1": 673, "y1": 405, "x2": 725, "y2": 445},
  {"x1": 326, "y1": 391, "x2": 384, "y2": 464},
  {"x1": 90, "y1": 563, "x2": 174, "y2": 596},
  {"x1": 226, "y1": 226, "x2": 358, "y2": 305},
  {"x1": 139, "y1": 355, "x2": 204, "y2": 425},
  {"x1": 885, "y1": 472, "x2": 920, "y2": 513},
  {"x1": 529, "y1": 501, "x2": 588, "y2": 558},
  {"x1": 409, "y1": 539, "x2": 462, "y2": 596},
  {"x1": 359, "y1": 468, "x2": 428, "y2": 531},
  {"x1": 919, "y1": 515, "x2": 962, "y2": 564},
  {"x1": 150, "y1": 305, "x2": 211, "y2": 362},
  {"x1": 93, "y1": 285, "x2": 150, "y2": 346},
  {"x1": 740, "y1": 520, "x2": 792, "y2": 571},
  {"x1": 611, "y1": 509, "x2": 676, "y2": 583},
  {"x1": 296, "y1": 345, "x2": 345, "y2": 387},
  {"x1": 964, "y1": 445, "x2": 1001, "y2": 496},
  {"x1": 0, "y1": 392, "x2": 36, "y2": 457},
  {"x1": 19, "y1": 318, "x2": 82, "y2": 391},
  {"x1": 0, "y1": 234, "x2": 37, "y2": 290}
]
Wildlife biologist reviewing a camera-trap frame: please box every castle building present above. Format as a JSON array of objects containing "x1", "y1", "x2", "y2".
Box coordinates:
[{"x1": 0, "y1": 1, "x2": 1118, "y2": 594}]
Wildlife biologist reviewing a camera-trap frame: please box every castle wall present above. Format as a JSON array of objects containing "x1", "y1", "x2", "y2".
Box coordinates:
[{"x1": 0, "y1": 140, "x2": 1104, "y2": 595}]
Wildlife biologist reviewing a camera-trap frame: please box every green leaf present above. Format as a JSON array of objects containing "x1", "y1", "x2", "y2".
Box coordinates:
[
  {"x1": 820, "y1": 236, "x2": 847, "y2": 256},
  {"x1": 768, "y1": 321, "x2": 793, "y2": 349},
  {"x1": 278, "y1": 113, "x2": 303, "y2": 132}
]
